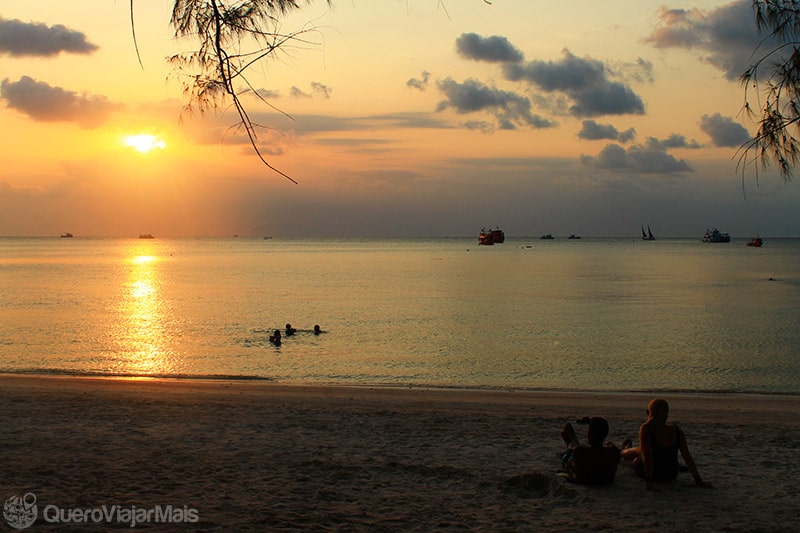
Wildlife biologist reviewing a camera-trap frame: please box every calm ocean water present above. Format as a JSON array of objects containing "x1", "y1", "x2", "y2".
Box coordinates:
[{"x1": 1, "y1": 236, "x2": 799, "y2": 393}]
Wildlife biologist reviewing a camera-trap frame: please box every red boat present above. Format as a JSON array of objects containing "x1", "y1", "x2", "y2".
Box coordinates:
[
  {"x1": 746, "y1": 237, "x2": 763, "y2": 247},
  {"x1": 478, "y1": 227, "x2": 505, "y2": 245}
]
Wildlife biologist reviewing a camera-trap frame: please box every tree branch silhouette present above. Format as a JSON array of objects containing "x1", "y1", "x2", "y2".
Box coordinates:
[
  {"x1": 132, "y1": 1, "x2": 489, "y2": 182},
  {"x1": 131, "y1": 1, "x2": 330, "y2": 183},
  {"x1": 739, "y1": 0, "x2": 800, "y2": 181}
]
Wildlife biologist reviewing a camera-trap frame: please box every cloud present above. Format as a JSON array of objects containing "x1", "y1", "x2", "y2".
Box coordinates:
[
  {"x1": 612, "y1": 57, "x2": 655, "y2": 84},
  {"x1": 502, "y1": 49, "x2": 645, "y2": 117},
  {"x1": 0, "y1": 76, "x2": 120, "y2": 127},
  {"x1": 699, "y1": 113, "x2": 751, "y2": 147},
  {"x1": 455, "y1": 33, "x2": 524, "y2": 63},
  {"x1": 310, "y1": 82, "x2": 332, "y2": 99},
  {"x1": 407, "y1": 71, "x2": 430, "y2": 91},
  {"x1": 254, "y1": 88, "x2": 281, "y2": 99},
  {"x1": 191, "y1": 111, "x2": 455, "y2": 144},
  {"x1": 578, "y1": 120, "x2": 636, "y2": 142},
  {"x1": 463, "y1": 120, "x2": 495, "y2": 133},
  {"x1": 645, "y1": 133, "x2": 701, "y2": 150},
  {"x1": 290, "y1": 82, "x2": 332, "y2": 99},
  {"x1": 436, "y1": 77, "x2": 555, "y2": 129},
  {"x1": 581, "y1": 143, "x2": 692, "y2": 174},
  {"x1": 0, "y1": 17, "x2": 98, "y2": 57},
  {"x1": 290, "y1": 86, "x2": 311, "y2": 98},
  {"x1": 644, "y1": 2, "x2": 772, "y2": 81}
]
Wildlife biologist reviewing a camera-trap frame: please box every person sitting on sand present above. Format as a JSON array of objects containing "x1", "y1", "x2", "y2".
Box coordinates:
[
  {"x1": 313, "y1": 324, "x2": 323, "y2": 335},
  {"x1": 621, "y1": 398, "x2": 713, "y2": 490},
  {"x1": 560, "y1": 417, "x2": 620, "y2": 484},
  {"x1": 285, "y1": 323, "x2": 296, "y2": 336},
  {"x1": 269, "y1": 329, "x2": 282, "y2": 346}
]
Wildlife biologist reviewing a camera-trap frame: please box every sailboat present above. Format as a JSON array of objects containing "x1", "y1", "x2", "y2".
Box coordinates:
[{"x1": 641, "y1": 225, "x2": 655, "y2": 241}]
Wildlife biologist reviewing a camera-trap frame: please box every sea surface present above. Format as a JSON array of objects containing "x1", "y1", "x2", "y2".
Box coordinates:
[{"x1": 1, "y1": 236, "x2": 799, "y2": 393}]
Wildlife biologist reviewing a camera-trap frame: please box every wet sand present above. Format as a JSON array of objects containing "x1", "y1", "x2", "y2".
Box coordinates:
[{"x1": 1, "y1": 375, "x2": 799, "y2": 531}]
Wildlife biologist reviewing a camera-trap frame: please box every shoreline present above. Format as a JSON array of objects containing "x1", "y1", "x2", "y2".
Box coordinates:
[
  {"x1": 2, "y1": 374, "x2": 799, "y2": 531},
  {"x1": 2, "y1": 371, "x2": 799, "y2": 397}
]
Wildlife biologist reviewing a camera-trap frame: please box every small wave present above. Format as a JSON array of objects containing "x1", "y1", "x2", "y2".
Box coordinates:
[{"x1": 0, "y1": 368, "x2": 273, "y2": 381}]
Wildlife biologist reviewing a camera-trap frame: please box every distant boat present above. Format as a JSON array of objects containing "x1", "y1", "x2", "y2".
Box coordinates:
[
  {"x1": 60, "y1": 232, "x2": 73, "y2": 238},
  {"x1": 702, "y1": 228, "x2": 730, "y2": 243},
  {"x1": 540, "y1": 234, "x2": 554, "y2": 240},
  {"x1": 490, "y1": 227, "x2": 505, "y2": 243},
  {"x1": 478, "y1": 226, "x2": 504, "y2": 245},
  {"x1": 746, "y1": 236, "x2": 763, "y2": 247},
  {"x1": 641, "y1": 225, "x2": 655, "y2": 241},
  {"x1": 139, "y1": 234, "x2": 155, "y2": 239},
  {"x1": 568, "y1": 234, "x2": 581, "y2": 240}
]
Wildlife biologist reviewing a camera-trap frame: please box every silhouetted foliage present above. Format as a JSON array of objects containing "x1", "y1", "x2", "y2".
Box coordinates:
[
  {"x1": 133, "y1": 1, "x2": 490, "y2": 181},
  {"x1": 740, "y1": 0, "x2": 800, "y2": 181},
  {"x1": 132, "y1": 1, "x2": 330, "y2": 182}
]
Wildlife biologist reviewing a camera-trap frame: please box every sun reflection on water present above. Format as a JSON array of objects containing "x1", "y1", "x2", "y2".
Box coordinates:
[{"x1": 115, "y1": 245, "x2": 170, "y2": 375}]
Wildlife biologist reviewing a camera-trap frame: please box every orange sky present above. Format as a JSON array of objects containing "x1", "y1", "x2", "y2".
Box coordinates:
[{"x1": 1, "y1": 1, "x2": 799, "y2": 237}]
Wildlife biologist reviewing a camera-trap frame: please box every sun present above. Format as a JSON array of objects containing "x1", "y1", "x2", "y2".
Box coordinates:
[{"x1": 124, "y1": 134, "x2": 166, "y2": 153}]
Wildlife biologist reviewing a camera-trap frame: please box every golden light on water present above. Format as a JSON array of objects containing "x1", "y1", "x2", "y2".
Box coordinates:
[
  {"x1": 116, "y1": 247, "x2": 169, "y2": 375},
  {"x1": 132, "y1": 255, "x2": 157, "y2": 265}
]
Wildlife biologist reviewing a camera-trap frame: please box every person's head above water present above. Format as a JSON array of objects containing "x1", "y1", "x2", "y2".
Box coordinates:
[{"x1": 586, "y1": 417, "x2": 609, "y2": 446}]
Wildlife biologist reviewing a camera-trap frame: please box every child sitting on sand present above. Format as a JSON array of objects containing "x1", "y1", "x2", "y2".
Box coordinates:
[{"x1": 560, "y1": 417, "x2": 620, "y2": 484}]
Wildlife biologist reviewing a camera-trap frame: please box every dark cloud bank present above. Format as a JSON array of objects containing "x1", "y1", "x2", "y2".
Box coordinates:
[
  {"x1": 0, "y1": 17, "x2": 97, "y2": 57},
  {"x1": 425, "y1": 4, "x2": 759, "y2": 174},
  {"x1": 1, "y1": 76, "x2": 119, "y2": 128}
]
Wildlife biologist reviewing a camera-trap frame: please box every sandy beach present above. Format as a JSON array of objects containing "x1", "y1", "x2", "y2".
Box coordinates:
[{"x1": 1, "y1": 376, "x2": 799, "y2": 531}]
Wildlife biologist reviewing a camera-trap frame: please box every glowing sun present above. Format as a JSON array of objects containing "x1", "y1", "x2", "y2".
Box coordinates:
[{"x1": 124, "y1": 134, "x2": 166, "y2": 153}]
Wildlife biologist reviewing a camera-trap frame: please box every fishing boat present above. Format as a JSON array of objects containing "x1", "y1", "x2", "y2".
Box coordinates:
[
  {"x1": 568, "y1": 234, "x2": 581, "y2": 240},
  {"x1": 746, "y1": 236, "x2": 763, "y2": 247},
  {"x1": 478, "y1": 226, "x2": 505, "y2": 245},
  {"x1": 139, "y1": 234, "x2": 155, "y2": 239},
  {"x1": 641, "y1": 225, "x2": 655, "y2": 241},
  {"x1": 702, "y1": 228, "x2": 730, "y2": 243},
  {"x1": 60, "y1": 232, "x2": 73, "y2": 238},
  {"x1": 490, "y1": 227, "x2": 505, "y2": 243}
]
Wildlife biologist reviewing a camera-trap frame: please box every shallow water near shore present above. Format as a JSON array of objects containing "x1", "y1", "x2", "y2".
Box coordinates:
[{"x1": 2, "y1": 236, "x2": 799, "y2": 393}]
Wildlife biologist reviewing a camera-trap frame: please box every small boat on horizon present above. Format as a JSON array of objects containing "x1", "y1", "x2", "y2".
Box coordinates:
[
  {"x1": 540, "y1": 234, "x2": 554, "y2": 240},
  {"x1": 702, "y1": 228, "x2": 730, "y2": 243},
  {"x1": 641, "y1": 225, "x2": 655, "y2": 241},
  {"x1": 139, "y1": 234, "x2": 155, "y2": 239},
  {"x1": 746, "y1": 236, "x2": 763, "y2": 247},
  {"x1": 60, "y1": 232, "x2": 73, "y2": 238},
  {"x1": 478, "y1": 226, "x2": 505, "y2": 245},
  {"x1": 568, "y1": 234, "x2": 581, "y2": 240}
]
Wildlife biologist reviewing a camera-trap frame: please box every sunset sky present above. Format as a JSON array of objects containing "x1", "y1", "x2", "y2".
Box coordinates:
[{"x1": 1, "y1": 0, "x2": 799, "y2": 238}]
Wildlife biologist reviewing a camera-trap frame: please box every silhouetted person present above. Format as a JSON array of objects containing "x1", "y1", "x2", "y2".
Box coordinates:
[
  {"x1": 285, "y1": 323, "x2": 296, "y2": 336},
  {"x1": 621, "y1": 398, "x2": 712, "y2": 490},
  {"x1": 559, "y1": 417, "x2": 620, "y2": 484},
  {"x1": 313, "y1": 324, "x2": 322, "y2": 335},
  {"x1": 269, "y1": 329, "x2": 281, "y2": 346}
]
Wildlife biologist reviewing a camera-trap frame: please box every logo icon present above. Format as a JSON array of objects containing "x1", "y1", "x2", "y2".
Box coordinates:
[{"x1": 3, "y1": 493, "x2": 37, "y2": 530}]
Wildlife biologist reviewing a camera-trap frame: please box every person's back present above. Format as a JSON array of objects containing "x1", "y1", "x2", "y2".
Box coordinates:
[
  {"x1": 561, "y1": 417, "x2": 620, "y2": 484},
  {"x1": 639, "y1": 421, "x2": 680, "y2": 481},
  {"x1": 570, "y1": 444, "x2": 620, "y2": 484}
]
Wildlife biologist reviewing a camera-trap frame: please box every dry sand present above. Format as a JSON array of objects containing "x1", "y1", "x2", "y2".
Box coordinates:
[{"x1": 1, "y1": 375, "x2": 799, "y2": 531}]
